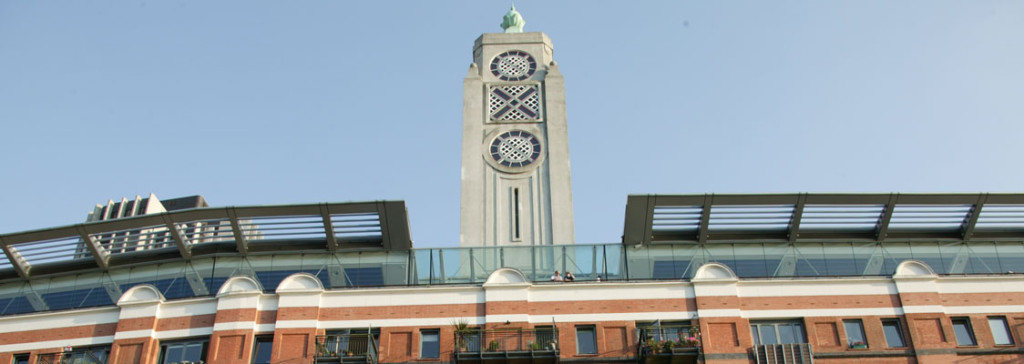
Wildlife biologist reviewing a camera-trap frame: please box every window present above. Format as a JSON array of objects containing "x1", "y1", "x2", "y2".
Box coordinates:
[
  {"x1": 575, "y1": 326, "x2": 597, "y2": 355},
  {"x1": 252, "y1": 335, "x2": 273, "y2": 364},
  {"x1": 12, "y1": 354, "x2": 28, "y2": 364},
  {"x1": 750, "y1": 320, "x2": 807, "y2": 346},
  {"x1": 512, "y1": 188, "x2": 521, "y2": 241},
  {"x1": 951, "y1": 317, "x2": 977, "y2": 346},
  {"x1": 420, "y1": 329, "x2": 440, "y2": 358},
  {"x1": 988, "y1": 316, "x2": 1014, "y2": 345},
  {"x1": 843, "y1": 319, "x2": 867, "y2": 348},
  {"x1": 160, "y1": 339, "x2": 208, "y2": 364},
  {"x1": 881, "y1": 319, "x2": 907, "y2": 348}
]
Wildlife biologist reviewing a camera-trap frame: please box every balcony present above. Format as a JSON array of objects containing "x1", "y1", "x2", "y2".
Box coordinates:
[
  {"x1": 637, "y1": 325, "x2": 701, "y2": 364},
  {"x1": 315, "y1": 333, "x2": 379, "y2": 364},
  {"x1": 752, "y1": 343, "x2": 813, "y2": 364},
  {"x1": 455, "y1": 328, "x2": 559, "y2": 364}
]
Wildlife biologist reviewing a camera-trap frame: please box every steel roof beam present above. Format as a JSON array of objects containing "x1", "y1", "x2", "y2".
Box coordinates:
[
  {"x1": 698, "y1": 195, "x2": 712, "y2": 243},
  {"x1": 788, "y1": 194, "x2": 807, "y2": 242},
  {"x1": 875, "y1": 194, "x2": 897, "y2": 242},
  {"x1": 0, "y1": 237, "x2": 30, "y2": 279},
  {"x1": 961, "y1": 194, "x2": 987, "y2": 241},
  {"x1": 321, "y1": 204, "x2": 340, "y2": 251},
  {"x1": 76, "y1": 225, "x2": 110, "y2": 270},
  {"x1": 162, "y1": 215, "x2": 191, "y2": 260},
  {"x1": 227, "y1": 208, "x2": 248, "y2": 256}
]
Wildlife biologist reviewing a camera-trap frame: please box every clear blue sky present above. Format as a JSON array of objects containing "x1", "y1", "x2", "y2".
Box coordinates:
[{"x1": 2, "y1": 1, "x2": 1023, "y2": 247}]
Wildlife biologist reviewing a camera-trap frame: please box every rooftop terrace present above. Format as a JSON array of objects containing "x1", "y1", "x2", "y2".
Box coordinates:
[{"x1": 1, "y1": 193, "x2": 1024, "y2": 317}]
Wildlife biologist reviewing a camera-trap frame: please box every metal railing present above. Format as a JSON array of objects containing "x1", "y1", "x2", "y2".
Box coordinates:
[
  {"x1": 456, "y1": 328, "x2": 559, "y2": 354},
  {"x1": 315, "y1": 333, "x2": 378, "y2": 364},
  {"x1": 36, "y1": 350, "x2": 108, "y2": 364},
  {"x1": 0, "y1": 201, "x2": 411, "y2": 279},
  {"x1": 753, "y1": 343, "x2": 813, "y2": 364},
  {"x1": 637, "y1": 325, "x2": 700, "y2": 364}
]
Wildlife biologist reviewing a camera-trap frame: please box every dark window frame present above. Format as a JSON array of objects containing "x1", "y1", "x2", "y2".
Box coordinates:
[
  {"x1": 575, "y1": 325, "x2": 598, "y2": 355},
  {"x1": 158, "y1": 338, "x2": 209, "y2": 364},
  {"x1": 750, "y1": 320, "x2": 808, "y2": 346},
  {"x1": 420, "y1": 328, "x2": 440, "y2": 359},
  {"x1": 843, "y1": 319, "x2": 867, "y2": 348},
  {"x1": 881, "y1": 319, "x2": 907, "y2": 348},
  {"x1": 951, "y1": 317, "x2": 978, "y2": 347},
  {"x1": 252, "y1": 335, "x2": 273, "y2": 364},
  {"x1": 988, "y1": 316, "x2": 1014, "y2": 346}
]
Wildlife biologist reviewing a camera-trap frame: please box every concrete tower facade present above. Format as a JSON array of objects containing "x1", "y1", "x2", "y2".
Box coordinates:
[{"x1": 460, "y1": 10, "x2": 575, "y2": 247}]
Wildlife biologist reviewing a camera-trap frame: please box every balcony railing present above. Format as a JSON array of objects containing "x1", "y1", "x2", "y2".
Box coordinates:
[
  {"x1": 455, "y1": 328, "x2": 558, "y2": 364},
  {"x1": 752, "y1": 343, "x2": 813, "y2": 364},
  {"x1": 637, "y1": 325, "x2": 700, "y2": 364},
  {"x1": 36, "y1": 349, "x2": 108, "y2": 364},
  {"x1": 315, "y1": 333, "x2": 378, "y2": 364}
]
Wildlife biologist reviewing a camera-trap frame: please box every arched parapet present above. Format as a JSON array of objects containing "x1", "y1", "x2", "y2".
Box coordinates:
[
  {"x1": 217, "y1": 275, "x2": 264, "y2": 297},
  {"x1": 276, "y1": 272, "x2": 325, "y2": 293},
  {"x1": 692, "y1": 262, "x2": 739, "y2": 282},
  {"x1": 483, "y1": 268, "x2": 531, "y2": 287},
  {"x1": 894, "y1": 260, "x2": 938, "y2": 279},
  {"x1": 117, "y1": 284, "x2": 165, "y2": 306}
]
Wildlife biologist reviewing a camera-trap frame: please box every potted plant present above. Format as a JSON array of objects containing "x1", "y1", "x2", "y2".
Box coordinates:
[
  {"x1": 487, "y1": 340, "x2": 501, "y2": 352},
  {"x1": 452, "y1": 318, "x2": 473, "y2": 352},
  {"x1": 346, "y1": 350, "x2": 354, "y2": 356},
  {"x1": 529, "y1": 341, "x2": 541, "y2": 350},
  {"x1": 678, "y1": 335, "x2": 699, "y2": 347},
  {"x1": 850, "y1": 341, "x2": 867, "y2": 349},
  {"x1": 661, "y1": 340, "x2": 673, "y2": 353}
]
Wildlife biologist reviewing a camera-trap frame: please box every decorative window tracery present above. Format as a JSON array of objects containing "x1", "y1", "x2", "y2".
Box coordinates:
[
  {"x1": 490, "y1": 50, "x2": 537, "y2": 81},
  {"x1": 490, "y1": 130, "x2": 542, "y2": 168},
  {"x1": 489, "y1": 84, "x2": 541, "y2": 121}
]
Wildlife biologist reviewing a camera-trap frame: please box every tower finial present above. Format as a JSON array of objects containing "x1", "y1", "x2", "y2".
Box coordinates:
[{"x1": 501, "y1": 5, "x2": 526, "y2": 33}]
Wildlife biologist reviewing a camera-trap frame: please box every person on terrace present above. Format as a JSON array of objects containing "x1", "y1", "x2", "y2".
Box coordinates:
[
  {"x1": 564, "y1": 271, "x2": 576, "y2": 282},
  {"x1": 550, "y1": 270, "x2": 563, "y2": 282}
]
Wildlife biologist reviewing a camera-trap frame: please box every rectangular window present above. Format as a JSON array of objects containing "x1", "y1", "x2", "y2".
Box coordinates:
[
  {"x1": 420, "y1": 329, "x2": 440, "y2": 358},
  {"x1": 988, "y1": 316, "x2": 1014, "y2": 345},
  {"x1": 750, "y1": 320, "x2": 807, "y2": 346},
  {"x1": 576, "y1": 326, "x2": 598, "y2": 355},
  {"x1": 12, "y1": 354, "x2": 29, "y2": 364},
  {"x1": 513, "y1": 188, "x2": 520, "y2": 240},
  {"x1": 252, "y1": 335, "x2": 273, "y2": 364},
  {"x1": 881, "y1": 319, "x2": 907, "y2": 348},
  {"x1": 843, "y1": 319, "x2": 867, "y2": 348},
  {"x1": 951, "y1": 317, "x2": 977, "y2": 346},
  {"x1": 160, "y1": 339, "x2": 208, "y2": 364}
]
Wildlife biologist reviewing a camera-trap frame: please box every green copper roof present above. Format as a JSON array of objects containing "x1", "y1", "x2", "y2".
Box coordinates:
[{"x1": 501, "y1": 5, "x2": 525, "y2": 33}]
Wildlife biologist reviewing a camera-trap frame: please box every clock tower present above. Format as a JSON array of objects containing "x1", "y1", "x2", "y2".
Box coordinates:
[{"x1": 460, "y1": 7, "x2": 575, "y2": 247}]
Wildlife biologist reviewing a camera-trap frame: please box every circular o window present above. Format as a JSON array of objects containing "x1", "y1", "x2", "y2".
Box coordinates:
[
  {"x1": 489, "y1": 130, "x2": 542, "y2": 168},
  {"x1": 490, "y1": 50, "x2": 537, "y2": 81}
]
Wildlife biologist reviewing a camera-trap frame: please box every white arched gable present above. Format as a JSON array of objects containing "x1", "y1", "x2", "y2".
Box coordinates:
[
  {"x1": 218, "y1": 275, "x2": 263, "y2": 296},
  {"x1": 483, "y1": 268, "x2": 530, "y2": 286},
  {"x1": 894, "y1": 260, "x2": 938, "y2": 278},
  {"x1": 117, "y1": 284, "x2": 165, "y2": 305},
  {"x1": 692, "y1": 262, "x2": 738, "y2": 282},
  {"x1": 276, "y1": 272, "x2": 325, "y2": 293}
]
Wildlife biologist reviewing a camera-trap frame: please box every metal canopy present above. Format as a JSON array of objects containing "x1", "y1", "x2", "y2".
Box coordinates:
[
  {"x1": 0, "y1": 201, "x2": 412, "y2": 280},
  {"x1": 622, "y1": 193, "x2": 1024, "y2": 245}
]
